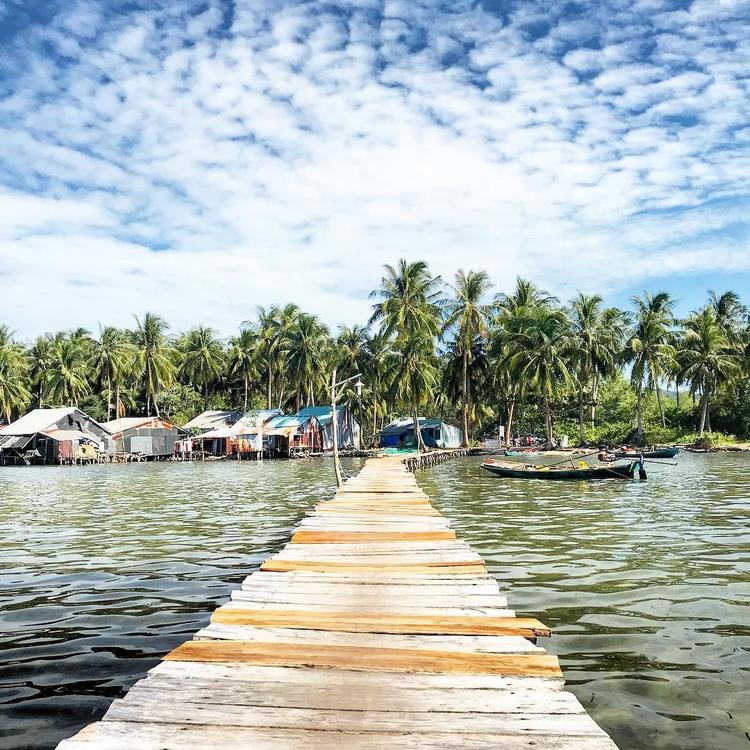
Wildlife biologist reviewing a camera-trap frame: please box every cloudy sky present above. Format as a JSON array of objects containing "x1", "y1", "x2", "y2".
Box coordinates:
[{"x1": 1, "y1": 0, "x2": 749, "y2": 339}]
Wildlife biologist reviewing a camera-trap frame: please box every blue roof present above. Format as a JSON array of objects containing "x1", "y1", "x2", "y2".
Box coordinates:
[{"x1": 295, "y1": 405, "x2": 345, "y2": 425}]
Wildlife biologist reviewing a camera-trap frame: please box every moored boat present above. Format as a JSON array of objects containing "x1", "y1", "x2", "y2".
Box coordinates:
[
  {"x1": 614, "y1": 446, "x2": 680, "y2": 459},
  {"x1": 482, "y1": 459, "x2": 642, "y2": 480}
]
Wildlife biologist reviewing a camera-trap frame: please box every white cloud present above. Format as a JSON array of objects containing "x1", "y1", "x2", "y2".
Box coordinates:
[{"x1": 0, "y1": 0, "x2": 748, "y2": 337}]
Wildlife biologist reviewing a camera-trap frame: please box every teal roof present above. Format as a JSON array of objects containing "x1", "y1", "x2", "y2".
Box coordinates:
[{"x1": 295, "y1": 405, "x2": 342, "y2": 425}]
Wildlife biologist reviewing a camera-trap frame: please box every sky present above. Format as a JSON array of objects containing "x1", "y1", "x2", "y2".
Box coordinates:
[{"x1": 1, "y1": 0, "x2": 749, "y2": 340}]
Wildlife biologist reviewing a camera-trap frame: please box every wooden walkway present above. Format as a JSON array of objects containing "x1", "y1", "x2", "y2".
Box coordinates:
[{"x1": 58, "y1": 456, "x2": 619, "y2": 749}]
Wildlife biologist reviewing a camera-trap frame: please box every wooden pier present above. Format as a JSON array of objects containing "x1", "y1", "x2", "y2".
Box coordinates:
[{"x1": 58, "y1": 456, "x2": 618, "y2": 749}]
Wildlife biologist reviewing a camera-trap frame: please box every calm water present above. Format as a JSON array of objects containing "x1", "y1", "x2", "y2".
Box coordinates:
[{"x1": 0, "y1": 454, "x2": 748, "y2": 749}]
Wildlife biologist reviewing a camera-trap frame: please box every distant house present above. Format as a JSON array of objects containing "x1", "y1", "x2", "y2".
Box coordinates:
[
  {"x1": 264, "y1": 413, "x2": 324, "y2": 457},
  {"x1": 102, "y1": 417, "x2": 183, "y2": 459},
  {"x1": 295, "y1": 406, "x2": 361, "y2": 450},
  {"x1": 182, "y1": 410, "x2": 244, "y2": 434},
  {"x1": 379, "y1": 418, "x2": 462, "y2": 449},
  {"x1": 196, "y1": 409, "x2": 282, "y2": 458},
  {"x1": 0, "y1": 407, "x2": 111, "y2": 465}
]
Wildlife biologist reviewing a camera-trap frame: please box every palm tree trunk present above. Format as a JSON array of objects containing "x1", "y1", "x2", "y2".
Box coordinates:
[
  {"x1": 244, "y1": 377, "x2": 249, "y2": 411},
  {"x1": 655, "y1": 383, "x2": 665, "y2": 427},
  {"x1": 116, "y1": 383, "x2": 121, "y2": 418},
  {"x1": 590, "y1": 373, "x2": 599, "y2": 428},
  {"x1": 505, "y1": 397, "x2": 515, "y2": 448},
  {"x1": 578, "y1": 395, "x2": 585, "y2": 446},
  {"x1": 461, "y1": 351, "x2": 469, "y2": 447},
  {"x1": 154, "y1": 393, "x2": 161, "y2": 418},
  {"x1": 698, "y1": 390, "x2": 708, "y2": 436},
  {"x1": 544, "y1": 396, "x2": 553, "y2": 450},
  {"x1": 675, "y1": 380, "x2": 680, "y2": 409},
  {"x1": 267, "y1": 365, "x2": 272, "y2": 410},
  {"x1": 204, "y1": 383, "x2": 209, "y2": 411},
  {"x1": 635, "y1": 383, "x2": 643, "y2": 443},
  {"x1": 146, "y1": 394, "x2": 151, "y2": 417},
  {"x1": 107, "y1": 376, "x2": 112, "y2": 421}
]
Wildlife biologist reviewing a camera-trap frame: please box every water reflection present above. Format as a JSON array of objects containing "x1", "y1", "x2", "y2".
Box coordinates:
[
  {"x1": 0, "y1": 459, "x2": 357, "y2": 750},
  {"x1": 417, "y1": 453, "x2": 750, "y2": 750}
]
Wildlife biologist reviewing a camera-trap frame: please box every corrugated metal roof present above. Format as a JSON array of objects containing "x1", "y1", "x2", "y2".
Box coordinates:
[
  {"x1": 182, "y1": 410, "x2": 243, "y2": 430},
  {"x1": 380, "y1": 417, "x2": 455, "y2": 435},
  {"x1": 102, "y1": 417, "x2": 170, "y2": 433},
  {"x1": 0, "y1": 434, "x2": 33, "y2": 449},
  {"x1": 0, "y1": 408, "x2": 109, "y2": 436}
]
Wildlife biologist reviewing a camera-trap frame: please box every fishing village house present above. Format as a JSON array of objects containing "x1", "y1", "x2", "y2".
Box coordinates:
[
  {"x1": 191, "y1": 409, "x2": 282, "y2": 459},
  {"x1": 0, "y1": 407, "x2": 112, "y2": 465},
  {"x1": 379, "y1": 417, "x2": 463, "y2": 449},
  {"x1": 102, "y1": 417, "x2": 185, "y2": 460},
  {"x1": 264, "y1": 406, "x2": 361, "y2": 458}
]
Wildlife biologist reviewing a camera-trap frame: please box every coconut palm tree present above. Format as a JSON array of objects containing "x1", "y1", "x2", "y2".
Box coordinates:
[
  {"x1": 709, "y1": 290, "x2": 747, "y2": 343},
  {"x1": 392, "y1": 334, "x2": 438, "y2": 452},
  {"x1": 132, "y1": 313, "x2": 176, "y2": 416},
  {"x1": 43, "y1": 337, "x2": 90, "y2": 407},
  {"x1": 504, "y1": 307, "x2": 573, "y2": 449},
  {"x1": 626, "y1": 292, "x2": 676, "y2": 440},
  {"x1": 92, "y1": 326, "x2": 134, "y2": 420},
  {"x1": 178, "y1": 326, "x2": 225, "y2": 411},
  {"x1": 569, "y1": 293, "x2": 627, "y2": 442},
  {"x1": 0, "y1": 328, "x2": 31, "y2": 422},
  {"x1": 443, "y1": 270, "x2": 493, "y2": 446},
  {"x1": 369, "y1": 260, "x2": 442, "y2": 450},
  {"x1": 27, "y1": 334, "x2": 55, "y2": 408},
  {"x1": 492, "y1": 278, "x2": 557, "y2": 446},
  {"x1": 680, "y1": 306, "x2": 741, "y2": 436},
  {"x1": 363, "y1": 330, "x2": 395, "y2": 442},
  {"x1": 285, "y1": 313, "x2": 330, "y2": 408},
  {"x1": 228, "y1": 326, "x2": 260, "y2": 411}
]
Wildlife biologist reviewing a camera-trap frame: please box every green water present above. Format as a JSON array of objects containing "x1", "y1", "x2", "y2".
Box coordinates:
[{"x1": 0, "y1": 454, "x2": 748, "y2": 749}]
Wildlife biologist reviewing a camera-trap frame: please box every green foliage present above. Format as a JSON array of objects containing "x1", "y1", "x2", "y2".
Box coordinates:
[{"x1": 158, "y1": 384, "x2": 204, "y2": 426}]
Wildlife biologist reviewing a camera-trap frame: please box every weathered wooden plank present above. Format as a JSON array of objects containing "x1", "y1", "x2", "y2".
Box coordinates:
[
  {"x1": 272, "y1": 550, "x2": 483, "y2": 564},
  {"x1": 105, "y1": 699, "x2": 605, "y2": 735},
  {"x1": 58, "y1": 721, "x2": 619, "y2": 749},
  {"x1": 260, "y1": 559, "x2": 488, "y2": 574},
  {"x1": 280, "y1": 541, "x2": 474, "y2": 554},
  {"x1": 210, "y1": 608, "x2": 548, "y2": 637},
  {"x1": 243, "y1": 571, "x2": 502, "y2": 588},
  {"x1": 291, "y1": 531, "x2": 456, "y2": 543},
  {"x1": 165, "y1": 640, "x2": 562, "y2": 677},
  {"x1": 123, "y1": 674, "x2": 575, "y2": 712},
  {"x1": 226, "y1": 594, "x2": 514, "y2": 616},
  {"x1": 147, "y1": 660, "x2": 564, "y2": 690},
  {"x1": 236, "y1": 588, "x2": 508, "y2": 608},
  {"x1": 193, "y1": 624, "x2": 538, "y2": 652}
]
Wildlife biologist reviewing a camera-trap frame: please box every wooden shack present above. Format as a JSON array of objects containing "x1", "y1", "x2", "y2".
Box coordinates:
[
  {"x1": 0, "y1": 407, "x2": 111, "y2": 465},
  {"x1": 102, "y1": 417, "x2": 182, "y2": 459},
  {"x1": 379, "y1": 417, "x2": 463, "y2": 449},
  {"x1": 295, "y1": 406, "x2": 361, "y2": 450},
  {"x1": 264, "y1": 413, "x2": 324, "y2": 457}
]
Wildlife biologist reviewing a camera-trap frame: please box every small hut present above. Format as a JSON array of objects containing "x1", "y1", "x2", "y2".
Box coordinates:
[
  {"x1": 102, "y1": 417, "x2": 183, "y2": 459},
  {"x1": 0, "y1": 407, "x2": 111, "y2": 465},
  {"x1": 264, "y1": 413, "x2": 324, "y2": 458},
  {"x1": 379, "y1": 418, "x2": 463, "y2": 449},
  {"x1": 187, "y1": 410, "x2": 282, "y2": 458},
  {"x1": 295, "y1": 406, "x2": 361, "y2": 450}
]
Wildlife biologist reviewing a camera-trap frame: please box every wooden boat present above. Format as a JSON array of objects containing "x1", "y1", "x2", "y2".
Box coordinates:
[
  {"x1": 482, "y1": 459, "x2": 640, "y2": 480},
  {"x1": 614, "y1": 446, "x2": 679, "y2": 459}
]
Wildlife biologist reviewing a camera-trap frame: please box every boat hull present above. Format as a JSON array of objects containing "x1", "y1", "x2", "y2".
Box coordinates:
[
  {"x1": 482, "y1": 461, "x2": 636, "y2": 480},
  {"x1": 615, "y1": 447, "x2": 679, "y2": 459}
]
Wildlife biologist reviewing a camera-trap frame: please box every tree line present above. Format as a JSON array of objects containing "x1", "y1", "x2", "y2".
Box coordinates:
[{"x1": 1, "y1": 260, "x2": 749, "y2": 447}]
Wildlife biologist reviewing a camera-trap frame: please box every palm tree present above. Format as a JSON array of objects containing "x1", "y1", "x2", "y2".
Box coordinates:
[
  {"x1": 392, "y1": 334, "x2": 438, "y2": 452},
  {"x1": 363, "y1": 331, "x2": 395, "y2": 443},
  {"x1": 569, "y1": 294, "x2": 627, "y2": 442},
  {"x1": 0, "y1": 328, "x2": 31, "y2": 422},
  {"x1": 27, "y1": 334, "x2": 55, "y2": 407},
  {"x1": 369, "y1": 260, "x2": 442, "y2": 450},
  {"x1": 92, "y1": 326, "x2": 134, "y2": 420},
  {"x1": 492, "y1": 278, "x2": 557, "y2": 446},
  {"x1": 443, "y1": 270, "x2": 493, "y2": 446},
  {"x1": 626, "y1": 292, "x2": 676, "y2": 440},
  {"x1": 228, "y1": 327, "x2": 260, "y2": 410},
  {"x1": 680, "y1": 306, "x2": 741, "y2": 436},
  {"x1": 709, "y1": 290, "x2": 747, "y2": 343},
  {"x1": 44, "y1": 337, "x2": 90, "y2": 406},
  {"x1": 285, "y1": 313, "x2": 330, "y2": 408},
  {"x1": 132, "y1": 313, "x2": 176, "y2": 416},
  {"x1": 178, "y1": 326, "x2": 225, "y2": 411},
  {"x1": 505, "y1": 307, "x2": 573, "y2": 449}
]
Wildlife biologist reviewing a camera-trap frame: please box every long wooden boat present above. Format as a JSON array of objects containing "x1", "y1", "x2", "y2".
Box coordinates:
[
  {"x1": 614, "y1": 447, "x2": 680, "y2": 459},
  {"x1": 482, "y1": 459, "x2": 640, "y2": 480}
]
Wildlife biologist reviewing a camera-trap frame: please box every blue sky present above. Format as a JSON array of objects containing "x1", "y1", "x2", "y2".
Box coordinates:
[{"x1": 1, "y1": 0, "x2": 749, "y2": 338}]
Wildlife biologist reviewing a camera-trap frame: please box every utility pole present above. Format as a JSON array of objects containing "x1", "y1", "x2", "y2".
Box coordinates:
[{"x1": 330, "y1": 369, "x2": 364, "y2": 488}]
